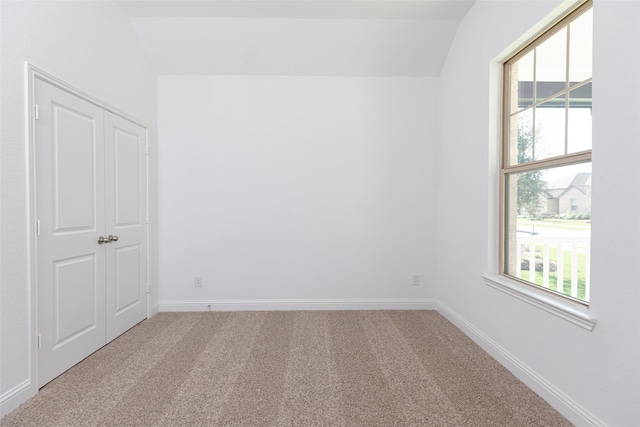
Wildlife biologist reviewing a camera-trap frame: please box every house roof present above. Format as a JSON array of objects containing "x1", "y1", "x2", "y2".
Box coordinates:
[
  {"x1": 547, "y1": 172, "x2": 590, "y2": 190},
  {"x1": 544, "y1": 173, "x2": 591, "y2": 199}
]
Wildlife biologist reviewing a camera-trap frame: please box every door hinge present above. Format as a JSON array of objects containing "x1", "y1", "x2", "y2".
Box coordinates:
[
  {"x1": 145, "y1": 142, "x2": 149, "y2": 155},
  {"x1": 36, "y1": 220, "x2": 41, "y2": 236},
  {"x1": 35, "y1": 104, "x2": 39, "y2": 120},
  {"x1": 146, "y1": 216, "x2": 149, "y2": 225},
  {"x1": 37, "y1": 334, "x2": 42, "y2": 350}
]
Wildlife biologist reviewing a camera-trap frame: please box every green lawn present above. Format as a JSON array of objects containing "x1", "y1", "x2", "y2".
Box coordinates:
[{"x1": 520, "y1": 246, "x2": 588, "y2": 301}]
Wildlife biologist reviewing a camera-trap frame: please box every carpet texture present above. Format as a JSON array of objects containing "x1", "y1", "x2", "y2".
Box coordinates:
[{"x1": 2, "y1": 311, "x2": 573, "y2": 426}]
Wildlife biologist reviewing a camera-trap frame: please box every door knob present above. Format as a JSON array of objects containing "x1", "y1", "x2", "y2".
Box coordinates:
[
  {"x1": 98, "y1": 236, "x2": 109, "y2": 244},
  {"x1": 108, "y1": 235, "x2": 119, "y2": 242}
]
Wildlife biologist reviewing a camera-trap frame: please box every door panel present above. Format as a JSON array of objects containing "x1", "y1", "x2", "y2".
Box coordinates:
[
  {"x1": 53, "y1": 105, "x2": 97, "y2": 231},
  {"x1": 114, "y1": 245, "x2": 142, "y2": 314},
  {"x1": 53, "y1": 255, "x2": 97, "y2": 348},
  {"x1": 113, "y1": 128, "x2": 141, "y2": 226},
  {"x1": 36, "y1": 78, "x2": 106, "y2": 387},
  {"x1": 105, "y1": 111, "x2": 147, "y2": 342}
]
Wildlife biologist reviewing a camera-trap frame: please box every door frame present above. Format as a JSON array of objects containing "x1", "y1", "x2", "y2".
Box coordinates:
[{"x1": 26, "y1": 63, "x2": 151, "y2": 389}]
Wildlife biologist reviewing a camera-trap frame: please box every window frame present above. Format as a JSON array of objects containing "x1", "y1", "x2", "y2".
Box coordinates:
[{"x1": 498, "y1": 0, "x2": 593, "y2": 306}]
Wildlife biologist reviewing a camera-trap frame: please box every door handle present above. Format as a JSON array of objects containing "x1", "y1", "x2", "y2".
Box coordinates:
[{"x1": 98, "y1": 235, "x2": 119, "y2": 244}]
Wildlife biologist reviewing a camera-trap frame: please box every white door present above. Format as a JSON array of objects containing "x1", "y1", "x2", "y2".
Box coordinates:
[
  {"x1": 104, "y1": 111, "x2": 147, "y2": 342},
  {"x1": 35, "y1": 79, "x2": 148, "y2": 386},
  {"x1": 35, "y1": 78, "x2": 107, "y2": 386}
]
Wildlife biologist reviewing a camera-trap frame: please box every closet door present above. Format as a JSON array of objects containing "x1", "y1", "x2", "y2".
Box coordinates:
[
  {"x1": 35, "y1": 78, "x2": 107, "y2": 387},
  {"x1": 35, "y1": 79, "x2": 148, "y2": 387},
  {"x1": 104, "y1": 112, "x2": 148, "y2": 342}
]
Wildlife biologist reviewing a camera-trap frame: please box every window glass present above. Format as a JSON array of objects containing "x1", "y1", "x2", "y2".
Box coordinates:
[
  {"x1": 535, "y1": 95, "x2": 566, "y2": 161},
  {"x1": 567, "y1": 83, "x2": 592, "y2": 153},
  {"x1": 504, "y1": 163, "x2": 591, "y2": 302},
  {"x1": 535, "y1": 28, "x2": 567, "y2": 101},
  {"x1": 569, "y1": 9, "x2": 593, "y2": 84},
  {"x1": 511, "y1": 51, "x2": 535, "y2": 113},
  {"x1": 509, "y1": 109, "x2": 534, "y2": 165},
  {"x1": 502, "y1": 1, "x2": 592, "y2": 303}
]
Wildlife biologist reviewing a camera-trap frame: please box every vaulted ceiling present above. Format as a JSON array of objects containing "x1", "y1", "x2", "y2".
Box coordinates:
[{"x1": 117, "y1": 0, "x2": 475, "y2": 76}]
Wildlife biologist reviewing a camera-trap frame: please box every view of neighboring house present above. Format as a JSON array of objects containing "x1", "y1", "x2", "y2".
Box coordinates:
[{"x1": 544, "y1": 173, "x2": 591, "y2": 216}]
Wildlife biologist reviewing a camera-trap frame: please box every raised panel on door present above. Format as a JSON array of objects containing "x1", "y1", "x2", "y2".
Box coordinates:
[
  {"x1": 104, "y1": 111, "x2": 148, "y2": 342},
  {"x1": 53, "y1": 255, "x2": 97, "y2": 348},
  {"x1": 35, "y1": 78, "x2": 106, "y2": 387}
]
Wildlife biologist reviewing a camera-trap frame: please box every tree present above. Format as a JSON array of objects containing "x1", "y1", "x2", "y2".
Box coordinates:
[{"x1": 516, "y1": 124, "x2": 547, "y2": 217}]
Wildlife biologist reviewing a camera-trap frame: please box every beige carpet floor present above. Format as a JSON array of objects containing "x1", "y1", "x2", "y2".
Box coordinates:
[{"x1": 2, "y1": 311, "x2": 572, "y2": 426}]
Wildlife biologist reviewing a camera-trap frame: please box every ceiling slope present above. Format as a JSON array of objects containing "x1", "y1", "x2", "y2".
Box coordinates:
[{"x1": 117, "y1": 0, "x2": 475, "y2": 76}]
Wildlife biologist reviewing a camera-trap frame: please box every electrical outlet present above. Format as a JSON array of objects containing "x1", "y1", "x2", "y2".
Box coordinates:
[
  {"x1": 412, "y1": 274, "x2": 420, "y2": 286},
  {"x1": 194, "y1": 275, "x2": 203, "y2": 287}
]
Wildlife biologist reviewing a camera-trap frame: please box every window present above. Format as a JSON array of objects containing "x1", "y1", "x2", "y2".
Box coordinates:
[{"x1": 501, "y1": 1, "x2": 592, "y2": 304}]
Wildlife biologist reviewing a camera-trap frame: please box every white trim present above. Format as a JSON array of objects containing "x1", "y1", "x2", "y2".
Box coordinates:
[
  {"x1": 0, "y1": 380, "x2": 34, "y2": 418},
  {"x1": 27, "y1": 64, "x2": 148, "y2": 128},
  {"x1": 24, "y1": 62, "x2": 38, "y2": 417},
  {"x1": 145, "y1": 128, "x2": 151, "y2": 320},
  {"x1": 158, "y1": 298, "x2": 437, "y2": 312},
  {"x1": 482, "y1": 274, "x2": 596, "y2": 331},
  {"x1": 437, "y1": 302, "x2": 606, "y2": 427},
  {"x1": 25, "y1": 61, "x2": 39, "y2": 406}
]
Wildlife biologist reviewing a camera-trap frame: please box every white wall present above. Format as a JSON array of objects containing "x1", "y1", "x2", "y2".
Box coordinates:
[
  {"x1": 436, "y1": 0, "x2": 640, "y2": 426},
  {"x1": 0, "y1": 0, "x2": 157, "y2": 416},
  {"x1": 157, "y1": 76, "x2": 437, "y2": 308}
]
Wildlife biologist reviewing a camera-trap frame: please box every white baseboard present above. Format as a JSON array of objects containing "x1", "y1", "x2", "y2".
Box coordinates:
[
  {"x1": 158, "y1": 298, "x2": 437, "y2": 312},
  {"x1": 149, "y1": 301, "x2": 160, "y2": 317},
  {"x1": 0, "y1": 380, "x2": 34, "y2": 419},
  {"x1": 436, "y1": 302, "x2": 606, "y2": 427}
]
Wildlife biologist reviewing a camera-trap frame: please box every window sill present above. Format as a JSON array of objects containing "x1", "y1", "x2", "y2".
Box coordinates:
[{"x1": 482, "y1": 274, "x2": 596, "y2": 331}]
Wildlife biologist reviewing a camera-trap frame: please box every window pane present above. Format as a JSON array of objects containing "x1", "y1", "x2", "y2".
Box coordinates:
[
  {"x1": 510, "y1": 51, "x2": 534, "y2": 113},
  {"x1": 509, "y1": 109, "x2": 533, "y2": 165},
  {"x1": 504, "y1": 163, "x2": 591, "y2": 302},
  {"x1": 569, "y1": 9, "x2": 593, "y2": 84},
  {"x1": 536, "y1": 28, "x2": 567, "y2": 101},
  {"x1": 568, "y1": 83, "x2": 592, "y2": 153},
  {"x1": 535, "y1": 96, "x2": 566, "y2": 160}
]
